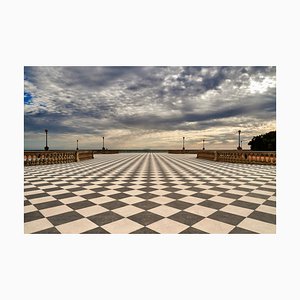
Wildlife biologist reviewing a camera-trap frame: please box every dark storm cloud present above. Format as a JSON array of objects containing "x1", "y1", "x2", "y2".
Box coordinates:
[
  {"x1": 117, "y1": 94, "x2": 275, "y2": 130},
  {"x1": 24, "y1": 66, "x2": 276, "y2": 149}
]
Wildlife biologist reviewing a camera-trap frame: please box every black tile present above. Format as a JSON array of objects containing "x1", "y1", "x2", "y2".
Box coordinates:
[
  {"x1": 35, "y1": 200, "x2": 63, "y2": 210},
  {"x1": 24, "y1": 211, "x2": 44, "y2": 223},
  {"x1": 212, "y1": 187, "x2": 228, "y2": 192},
  {"x1": 218, "y1": 192, "x2": 240, "y2": 199},
  {"x1": 164, "y1": 187, "x2": 180, "y2": 193},
  {"x1": 54, "y1": 192, "x2": 76, "y2": 199},
  {"x1": 231, "y1": 200, "x2": 260, "y2": 210},
  {"x1": 259, "y1": 187, "x2": 276, "y2": 192},
  {"x1": 128, "y1": 211, "x2": 163, "y2": 226},
  {"x1": 33, "y1": 227, "x2": 60, "y2": 234},
  {"x1": 110, "y1": 193, "x2": 131, "y2": 200},
  {"x1": 134, "y1": 201, "x2": 160, "y2": 210},
  {"x1": 245, "y1": 192, "x2": 269, "y2": 199},
  {"x1": 169, "y1": 211, "x2": 204, "y2": 226},
  {"x1": 196, "y1": 193, "x2": 214, "y2": 200},
  {"x1": 131, "y1": 227, "x2": 159, "y2": 234},
  {"x1": 101, "y1": 201, "x2": 127, "y2": 210},
  {"x1": 199, "y1": 200, "x2": 227, "y2": 210},
  {"x1": 68, "y1": 187, "x2": 85, "y2": 192},
  {"x1": 186, "y1": 187, "x2": 205, "y2": 193},
  {"x1": 42, "y1": 187, "x2": 61, "y2": 192},
  {"x1": 166, "y1": 200, "x2": 193, "y2": 210},
  {"x1": 88, "y1": 211, "x2": 123, "y2": 226},
  {"x1": 47, "y1": 211, "x2": 82, "y2": 226},
  {"x1": 137, "y1": 193, "x2": 158, "y2": 200},
  {"x1": 67, "y1": 200, "x2": 95, "y2": 210},
  {"x1": 82, "y1": 227, "x2": 109, "y2": 234},
  {"x1": 164, "y1": 193, "x2": 184, "y2": 200},
  {"x1": 233, "y1": 187, "x2": 252, "y2": 192},
  {"x1": 24, "y1": 200, "x2": 31, "y2": 206},
  {"x1": 24, "y1": 187, "x2": 40, "y2": 192},
  {"x1": 26, "y1": 193, "x2": 50, "y2": 200},
  {"x1": 55, "y1": 182, "x2": 70, "y2": 187},
  {"x1": 91, "y1": 187, "x2": 109, "y2": 193},
  {"x1": 180, "y1": 227, "x2": 207, "y2": 234},
  {"x1": 263, "y1": 200, "x2": 276, "y2": 207},
  {"x1": 248, "y1": 211, "x2": 276, "y2": 224},
  {"x1": 139, "y1": 187, "x2": 156, "y2": 193},
  {"x1": 208, "y1": 211, "x2": 245, "y2": 226},
  {"x1": 115, "y1": 187, "x2": 132, "y2": 193},
  {"x1": 229, "y1": 227, "x2": 257, "y2": 234},
  {"x1": 76, "y1": 183, "x2": 92, "y2": 186},
  {"x1": 81, "y1": 193, "x2": 102, "y2": 200}
]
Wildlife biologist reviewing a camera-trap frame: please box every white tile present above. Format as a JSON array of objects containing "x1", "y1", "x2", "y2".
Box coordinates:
[
  {"x1": 24, "y1": 190, "x2": 43, "y2": 196},
  {"x1": 60, "y1": 196, "x2": 85, "y2": 204},
  {"x1": 151, "y1": 196, "x2": 174, "y2": 205},
  {"x1": 24, "y1": 218, "x2": 53, "y2": 234},
  {"x1": 40, "y1": 205, "x2": 73, "y2": 217},
  {"x1": 180, "y1": 196, "x2": 205, "y2": 204},
  {"x1": 148, "y1": 218, "x2": 189, "y2": 234},
  {"x1": 209, "y1": 195, "x2": 235, "y2": 204},
  {"x1": 238, "y1": 218, "x2": 276, "y2": 234},
  {"x1": 48, "y1": 190, "x2": 70, "y2": 196},
  {"x1": 227, "y1": 189, "x2": 248, "y2": 196},
  {"x1": 24, "y1": 205, "x2": 38, "y2": 213},
  {"x1": 56, "y1": 218, "x2": 97, "y2": 234},
  {"x1": 220, "y1": 205, "x2": 253, "y2": 217},
  {"x1": 113, "y1": 205, "x2": 144, "y2": 217},
  {"x1": 193, "y1": 218, "x2": 234, "y2": 233},
  {"x1": 185, "y1": 205, "x2": 216, "y2": 217},
  {"x1": 102, "y1": 218, "x2": 143, "y2": 233},
  {"x1": 124, "y1": 190, "x2": 145, "y2": 196},
  {"x1": 116, "y1": 196, "x2": 143, "y2": 205},
  {"x1": 149, "y1": 205, "x2": 180, "y2": 217},
  {"x1": 77, "y1": 205, "x2": 108, "y2": 217},
  {"x1": 29, "y1": 196, "x2": 56, "y2": 205},
  {"x1": 238, "y1": 195, "x2": 265, "y2": 205},
  {"x1": 256, "y1": 205, "x2": 276, "y2": 215},
  {"x1": 90, "y1": 196, "x2": 115, "y2": 205},
  {"x1": 176, "y1": 190, "x2": 197, "y2": 196},
  {"x1": 73, "y1": 190, "x2": 95, "y2": 196},
  {"x1": 99, "y1": 190, "x2": 120, "y2": 196},
  {"x1": 151, "y1": 189, "x2": 171, "y2": 196}
]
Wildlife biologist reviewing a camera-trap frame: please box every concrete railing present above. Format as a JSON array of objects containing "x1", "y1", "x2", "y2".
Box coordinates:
[
  {"x1": 168, "y1": 150, "x2": 202, "y2": 154},
  {"x1": 24, "y1": 150, "x2": 94, "y2": 166},
  {"x1": 196, "y1": 150, "x2": 276, "y2": 165},
  {"x1": 93, "y1": 150, "x2": 119, "y2": 154}
]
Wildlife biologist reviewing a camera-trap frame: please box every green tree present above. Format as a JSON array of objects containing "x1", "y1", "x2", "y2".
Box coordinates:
[{"x1": 248, "y1": 131, "x2": 276, "y2": 151}]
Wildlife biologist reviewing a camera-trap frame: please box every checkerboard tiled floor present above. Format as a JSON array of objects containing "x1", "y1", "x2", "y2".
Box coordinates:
[{"x1": 24, "y1": 153, "x2": 276, "y2": 234}]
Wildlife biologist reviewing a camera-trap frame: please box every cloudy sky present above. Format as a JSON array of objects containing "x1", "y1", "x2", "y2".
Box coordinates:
[{"x1": 24, "y1": 66, "x2": 276, "y2": 150}]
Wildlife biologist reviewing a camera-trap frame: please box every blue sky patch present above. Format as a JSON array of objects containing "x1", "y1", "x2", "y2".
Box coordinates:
[{"x1": 24, "y1": 91, "x2": 33, "y2": 105}]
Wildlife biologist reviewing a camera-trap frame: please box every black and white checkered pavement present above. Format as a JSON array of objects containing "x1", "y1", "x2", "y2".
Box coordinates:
[{"x1": 24, "y1": 153, "x2": 276, "y2": 233}]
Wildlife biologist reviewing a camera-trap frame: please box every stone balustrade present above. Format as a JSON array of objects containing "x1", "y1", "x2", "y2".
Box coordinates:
[
  {"x1": 24, "y1": 150, "x2": 94, "y2": 166},
  {"x1": 168, "y1": 150, "x2": 201, "y2": 154},
  {"x1": 197, "y1": 150, "x2": 276, "y2": 165}
]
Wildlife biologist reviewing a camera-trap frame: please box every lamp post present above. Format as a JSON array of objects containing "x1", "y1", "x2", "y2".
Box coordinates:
[
  {"x1": 237, "y1": 130, "x2": 242, "y2": 150},
  {"x1": 102, "y1": 136, "x2": 105, "y2": 150},
  {"x1": 202, "y1": 139, "x2": 205, "y2": 150},
  {"x1": 241, "y1": 140, "x2": 243, "y2": 149},
  {"x1": 76, "y1": 139, "x2": 79, "y2": 151},
  {"x1": 182, "y1": 137, "x2": 185, "y2": 150},
  {"x1": 44, "y1": 129, "x2": 49, "y2": 151}
]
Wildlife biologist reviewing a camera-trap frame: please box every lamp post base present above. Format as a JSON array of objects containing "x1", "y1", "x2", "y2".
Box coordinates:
[{"x1": 44, "y1": 146, "x2": 49, "y2": 151}]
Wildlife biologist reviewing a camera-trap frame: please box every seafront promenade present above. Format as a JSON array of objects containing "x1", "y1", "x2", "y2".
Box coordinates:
[{"x1": 24, "y1": 153, "x2": 276, "y2": 234}]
